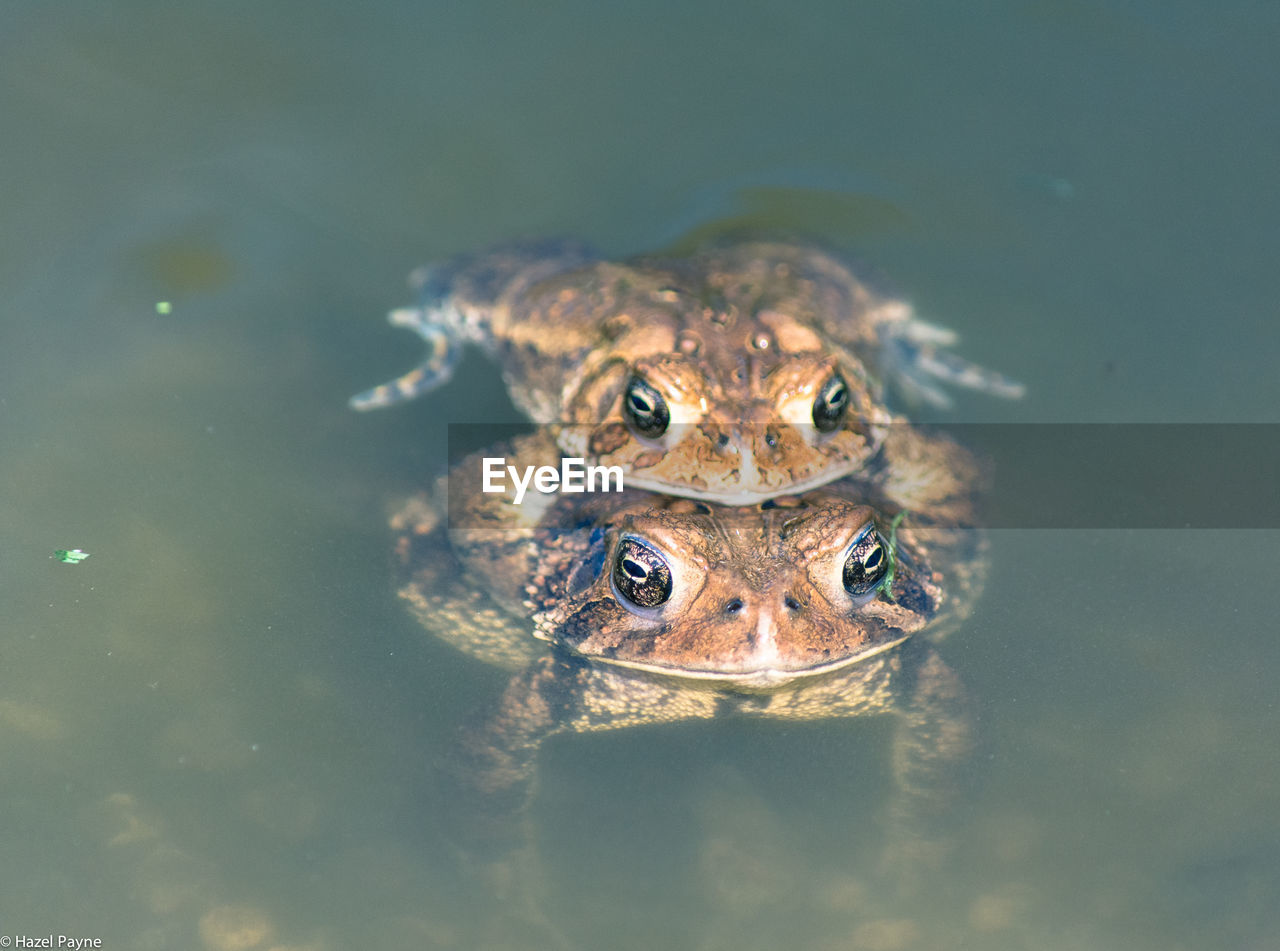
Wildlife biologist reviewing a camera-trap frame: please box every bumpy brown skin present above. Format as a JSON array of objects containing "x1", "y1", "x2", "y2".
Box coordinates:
[
  {"x1": 531, "y1": 497, "x2": 932, "y2": 682},
  {"x1": 394, "y1": 427, "x2": 984, "y2": 855},
  {"x1": 355, "y1": 240, "x2": 1020, "y2": 503},
  {"x1": 494, "y1": 250, "x2": 894, "y2": 503}
]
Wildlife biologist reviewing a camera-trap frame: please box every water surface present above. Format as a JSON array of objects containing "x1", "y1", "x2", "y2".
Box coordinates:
[{"x1": 3, "y1": 2, "x2": 1278, "y2": 948}]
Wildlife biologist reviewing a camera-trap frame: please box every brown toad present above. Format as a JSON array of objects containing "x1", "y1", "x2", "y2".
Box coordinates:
[
  {"x1": 393, "y1": 428, "x2": 984, "y2": 850},
  {"x1": 355, "y1": 240, "x2": 1021, "y2": 503}
]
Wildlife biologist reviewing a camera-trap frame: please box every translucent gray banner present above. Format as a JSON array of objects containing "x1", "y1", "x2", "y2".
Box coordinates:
[{"x1": 443, "y1": 424, "x2": 1280, "y2": 528}]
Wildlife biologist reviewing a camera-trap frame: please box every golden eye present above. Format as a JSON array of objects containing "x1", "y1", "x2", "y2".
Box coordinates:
[
  {"x1": 611, "y1": 537, "x2": 673, "y2": 608},
  {"x1": 842, "y1": 522, "x2": 888, "y2": 600},
  {"x1": 623, "y1": 376, "x2": 670, "y2": 439},
  {"x1": 813, "y1": 372, "x2": 850, "y2": 433}
]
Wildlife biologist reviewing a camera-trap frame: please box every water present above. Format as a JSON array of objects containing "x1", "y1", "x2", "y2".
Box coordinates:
[{"x1": 3, "y1": 1, "x2": 1278, "y2": 948}]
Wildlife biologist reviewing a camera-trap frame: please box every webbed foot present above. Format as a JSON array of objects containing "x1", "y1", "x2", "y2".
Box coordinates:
[
  {"x1": 348, "y1": 304, "x2": 463, "y2": 410},
  {"x1": 881, "y1": 314, "x2": 1025, "y2": 408}
]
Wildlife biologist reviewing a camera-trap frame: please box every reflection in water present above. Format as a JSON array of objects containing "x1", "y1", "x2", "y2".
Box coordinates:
[{"x1": 2, "y1": 1, "x2": 1279, "y2": 949}]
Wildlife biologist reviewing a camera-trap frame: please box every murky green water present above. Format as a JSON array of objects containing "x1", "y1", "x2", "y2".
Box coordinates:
[{"x1": 3, "y1": 2, "x2": 1278, "y2": 948}]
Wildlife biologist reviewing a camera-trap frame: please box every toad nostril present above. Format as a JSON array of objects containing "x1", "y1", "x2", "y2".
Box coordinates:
[
  {"x1": 716, "y1": 433, "x2": 731, "y2": 450},
  {"x1": 783, "y1": 595, "x2": 801, "y2": 612},
  {"x1": 724, "y1": 598, "x2": 744, "y2": 614}
]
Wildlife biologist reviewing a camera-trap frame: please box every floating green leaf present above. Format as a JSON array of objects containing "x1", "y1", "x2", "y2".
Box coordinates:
[
  {"x1": 880, "y1": 511, "x2": 907, "y2": 602},
  {"x1": 54, "y1": 548, "x2": 91, "y2": 564}
]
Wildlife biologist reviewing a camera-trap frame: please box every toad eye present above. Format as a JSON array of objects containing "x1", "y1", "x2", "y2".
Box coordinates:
[
  {"x1": 842, "y1": 522, "x2": 889, "y2": 602},
  {"x1": 813, "y1": 372, "x2": 850, "y2": 433},
  {"x1": 623, "y1": 376, "x2": 670, "y2": 439},
  {"x1": 611, "y1": 537, "x2": 673, "y2": 609}
]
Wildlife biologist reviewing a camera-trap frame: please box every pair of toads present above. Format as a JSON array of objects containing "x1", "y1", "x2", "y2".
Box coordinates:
[{"x1": 353, "y1": 239, "x2": 1020, "y2": 850}]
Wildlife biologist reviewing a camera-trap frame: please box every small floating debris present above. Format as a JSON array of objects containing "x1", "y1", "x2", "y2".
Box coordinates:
[
  {"x1": 155, "y1": 300, "x2": 173, "y2": 315},
  {"x1": 53, "y1": 548, "x2": 91, "y2": 564},
  {"x1": 1018, "y1": 172, "x2": 1076, "y2": 200}
]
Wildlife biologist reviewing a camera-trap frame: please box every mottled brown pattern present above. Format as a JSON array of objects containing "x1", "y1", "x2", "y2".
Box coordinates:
[
  {"x1": 395, "y1": 426, "x2": 984, "y2": 848},
  {"x1": 352, "y1": 239, "x2": 1021, "y2": 502},
  {"x1": 356, "y1": 241, "x2": 1016, "y2": 894}
]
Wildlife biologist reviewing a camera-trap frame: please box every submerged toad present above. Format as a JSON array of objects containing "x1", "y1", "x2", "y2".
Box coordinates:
[
  {"x1": 393, "y1": 428, "x2": 983, "y2": 847},
  {"x1": 354, "y1": 241, "x2": 1020, "y2": 503}
]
